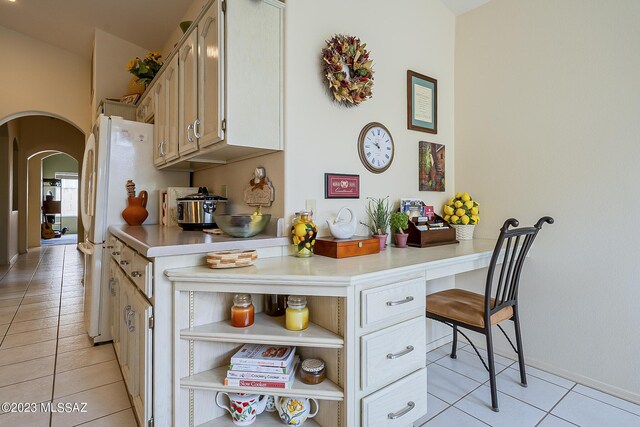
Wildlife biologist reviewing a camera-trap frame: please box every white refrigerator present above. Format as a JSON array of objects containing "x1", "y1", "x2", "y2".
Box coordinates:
[{"x1": 78, "y1": 114, "x2": 188, "y2": 344}]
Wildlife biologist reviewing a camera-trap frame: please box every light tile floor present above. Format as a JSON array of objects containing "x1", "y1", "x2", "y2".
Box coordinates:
[
  {"x1": 2, "y1": 246, "x2": 639, "y2": 426},
  {"x1": 0, "y1": 245, "x2": 136, "y2": 427},
  {"x1": 416, "y1": 342, "x2": 640, "y2": 427}
]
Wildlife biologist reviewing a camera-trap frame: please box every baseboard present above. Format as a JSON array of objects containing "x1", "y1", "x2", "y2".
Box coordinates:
[
  {"x1": 9, "y1": 253, "x2": 18, "y2": 265},
  {"x1": 458, "y1": 337, "x2": 640, "y2": 405}
]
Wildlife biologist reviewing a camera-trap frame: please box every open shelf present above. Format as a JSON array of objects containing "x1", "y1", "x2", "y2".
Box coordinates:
[
  {"x1": 181, "y1": 365, "x2": 344, "y2": 401},
  {"x1": 198, "y1": 410, "x2": 320, "y2": 427},
  {"x1": 181, "y1": 313, "x2": 344, "y2": 349}
]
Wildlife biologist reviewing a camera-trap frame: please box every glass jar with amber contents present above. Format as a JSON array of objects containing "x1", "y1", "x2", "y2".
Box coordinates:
[
  {"x1": 300, "y1": 358, "x2": 325, "y2": 385},
  {"x1": 231, "y1": 294, "x2": 254, "y2": 327}
]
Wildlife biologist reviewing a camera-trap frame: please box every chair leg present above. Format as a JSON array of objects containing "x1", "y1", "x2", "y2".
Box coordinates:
[
  {"x1": 486, "y1": 326, "x2": 499, "y2": 412},
  {"x1": 513, "y1": 307, "x2": 528, "y2": 387},
  {"x1": 451, "y1": 324, "x2": 458, "y2": 359}
]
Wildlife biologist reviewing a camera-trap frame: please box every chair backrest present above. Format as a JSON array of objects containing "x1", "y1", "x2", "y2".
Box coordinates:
[{"x1": 484, "y1": 217, "x2": 554, "y2": 318}]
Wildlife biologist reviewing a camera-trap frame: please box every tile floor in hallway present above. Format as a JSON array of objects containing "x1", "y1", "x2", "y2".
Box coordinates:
[
  {"x1": 0, "y1": 245, "x2": 136, "y2": 427},
  {"x1": 1, "y1": 246, "x2": 639, "y2": 427}
]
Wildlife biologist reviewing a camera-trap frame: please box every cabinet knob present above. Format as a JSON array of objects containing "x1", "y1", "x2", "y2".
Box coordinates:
[{"x1": 131, "y1": 271, "x2": 143, "y2": 278}]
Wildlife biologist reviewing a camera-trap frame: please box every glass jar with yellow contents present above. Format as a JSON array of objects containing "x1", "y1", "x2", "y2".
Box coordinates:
[
  {"x1": 291, "y1": 211, "x2": 318, "y2": 257},
  {"x1": 285, "y1": 295, "x2": 309, "y2": 331}
]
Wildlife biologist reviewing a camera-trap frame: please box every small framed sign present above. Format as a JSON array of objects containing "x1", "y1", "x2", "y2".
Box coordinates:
[
  {"x1": 407, "y1": 70, "x2": 437, "y2": 134},
  {"x1": 324, "y1": 173, "x2": 360, "y2": 199}
]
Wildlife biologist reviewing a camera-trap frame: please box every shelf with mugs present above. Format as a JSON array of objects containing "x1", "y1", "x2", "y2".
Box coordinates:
[
  {"x1": 180, "y1": 312, "x2": 344, "y2": 349},
  {"x1": 181, "y1": 365, "x2": 344, "y2": 401},
  {"x1": 198, "y1": 410, "x2": 321, "y2": 427}
]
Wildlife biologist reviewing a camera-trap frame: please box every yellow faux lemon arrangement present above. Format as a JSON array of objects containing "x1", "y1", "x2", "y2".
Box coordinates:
[{"x1": 443, "y1": 192, "x2": 479, "y2": 240}]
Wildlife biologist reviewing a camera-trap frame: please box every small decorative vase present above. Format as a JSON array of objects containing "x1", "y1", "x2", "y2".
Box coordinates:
[
  {"x1": 393, "y1": 232, "x2": 409, "y2": 248},
  {"x1": 291, "y1": 211, "x2": 318, "y2": 257},
  {"x1": 373, "y1": 234, "x2": 387, "y2": 251},
  {"x1": 452, "y1": 224, "x2": 475, "y2": 240},
  {"x1": 127, "y1": 76, "x2": 146, "y2": 95},
  {"x1": 122, "y1": 190, "x2": 148, "y2": 226}
]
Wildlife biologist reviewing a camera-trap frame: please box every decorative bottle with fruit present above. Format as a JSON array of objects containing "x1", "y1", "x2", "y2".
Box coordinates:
[{"x1": 291, "y1": 211, "x2": 318, "y2": 257}]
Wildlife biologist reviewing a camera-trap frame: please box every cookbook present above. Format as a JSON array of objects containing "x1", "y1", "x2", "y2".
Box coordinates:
[
  {"x1": 229, "y1": 344, "x2": 296, "y2": 368},
  {"x1": 227, "y1": 357, "x2": 299, "y2": 381}
]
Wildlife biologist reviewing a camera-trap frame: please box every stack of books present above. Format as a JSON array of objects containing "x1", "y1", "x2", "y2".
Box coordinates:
[{"x1": 225, "y1": 344, "x2": 298, "y2": 389}]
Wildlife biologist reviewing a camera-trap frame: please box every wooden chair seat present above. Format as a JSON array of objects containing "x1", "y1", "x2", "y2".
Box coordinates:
[{"x1": 426, "y1": 289, "x2": 513, "y2": 328}]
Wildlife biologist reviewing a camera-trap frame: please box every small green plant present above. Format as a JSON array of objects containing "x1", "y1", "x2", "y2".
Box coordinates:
[
  {"x1": 390, "y1": 211, "x2": 409, "y2": 234},
  {"x1": 361, "y1": 196, "x2": 391, "y2": 235}
]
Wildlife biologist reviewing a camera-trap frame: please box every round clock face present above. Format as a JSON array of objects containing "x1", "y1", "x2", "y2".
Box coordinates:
[{"x1": 358, "y1": 122, "x2": 394, "y2": 173}]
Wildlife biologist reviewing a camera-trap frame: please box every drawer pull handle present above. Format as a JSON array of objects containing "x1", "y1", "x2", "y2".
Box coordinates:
[
  {"x1": 388, "y1": 401, "x2": 415, "y2": 420},
  {"x1": 131, "y1": 271, "x2": 143, "y2": 278},
  {"x1": 386, "y1": 296, "x2": 414, "y2": 306},
  {"x1": 112, "y1": 251, "x2": 121, "y2": 256},
  {"x1": 387, "y1": 345, "x2": 414, "y2": 359},
  {"x1": 120, "y1": 260, "x2": 129, "y2": 266}
]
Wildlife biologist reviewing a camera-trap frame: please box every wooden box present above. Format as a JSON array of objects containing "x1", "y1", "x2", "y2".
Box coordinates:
[
  {"x1": 406, "y1": 218, "x2": 458, "y2": 248},
  {"x1": 314, "y1": 236, "x2": 380, "y2": 259}
]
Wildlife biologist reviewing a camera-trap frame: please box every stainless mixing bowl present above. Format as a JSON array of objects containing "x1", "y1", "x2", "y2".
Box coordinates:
[{"x1": 213, "y1": 214, "x2": 271, "y2": 238}]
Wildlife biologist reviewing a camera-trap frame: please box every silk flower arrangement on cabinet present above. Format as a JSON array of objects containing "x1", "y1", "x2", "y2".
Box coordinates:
[{"x1": 322, "y1": 34, "x2": 374, "y2": 106}]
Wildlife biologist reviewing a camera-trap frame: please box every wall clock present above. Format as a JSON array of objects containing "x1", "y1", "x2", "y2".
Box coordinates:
[{"x1": 358, "y1": 122, "x2": 394, "y2": 173}]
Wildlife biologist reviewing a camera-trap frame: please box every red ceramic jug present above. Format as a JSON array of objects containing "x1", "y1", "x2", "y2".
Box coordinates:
[{"x1": 122, "y1": 190, "x2": 149, "y2": 226}]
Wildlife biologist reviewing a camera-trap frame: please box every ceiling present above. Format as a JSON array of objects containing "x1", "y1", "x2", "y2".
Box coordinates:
[
  {"x1": 0, "y1": 0, "x2": 489, "y2": 60},
  {"x1": 0, "y1": 0, "x2": 194, "y2": 59}
]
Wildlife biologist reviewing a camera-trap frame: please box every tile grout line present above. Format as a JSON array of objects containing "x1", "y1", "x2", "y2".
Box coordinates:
[
  {"x1": 49, "y1": 245, "x2": 67, "y2": 427},
  {"x1": 0, "y1": 248, "x2": 46, "y2": 348},
  {"x1": 535, "y1": 384, "x2": 579, "y2": 427},
  {"x1": 73, "y1": 407, "x2": 132, "y2": 426}
]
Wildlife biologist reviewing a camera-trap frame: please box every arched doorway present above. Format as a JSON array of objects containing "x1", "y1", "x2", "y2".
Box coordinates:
[
  {"x1": 32, "y1": 152, "x2": 80, "y2": 246},
  {"x1": 0, "y1": 112, "x2": 85, "y2": 263}
]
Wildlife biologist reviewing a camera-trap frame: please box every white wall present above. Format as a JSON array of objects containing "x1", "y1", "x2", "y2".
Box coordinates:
[
  {"x1": 284, "y1": 0, "x2": 456, "y2": 235},
  {"x1": 92, "y1": 29, "x2": 150, "y2": 115},
  {"x1": 455, "y1": 0, "x2": 640, "y2": 402},
  {"x1": 0, "y1": 25, "x2": 90, "y2": 135},
  {"x1": 27, "y1": 153, "x2": 49, "y2": 249}
]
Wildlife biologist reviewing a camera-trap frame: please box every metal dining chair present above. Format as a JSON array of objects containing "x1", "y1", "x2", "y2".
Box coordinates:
[{"x1": 426, "y1": 217, "x2": 553, "y2": 411}]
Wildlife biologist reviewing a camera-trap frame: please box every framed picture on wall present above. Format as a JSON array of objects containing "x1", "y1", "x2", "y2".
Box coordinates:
[
  {"x1": 324, "y1": 173, "x2": 360, "y2": 199},
  {"x1": 407, "y1": 70, "x2": 437, "y2": 134},
  {"x1": 418, "y1": 141, "x2": 445, "y2": 191}
]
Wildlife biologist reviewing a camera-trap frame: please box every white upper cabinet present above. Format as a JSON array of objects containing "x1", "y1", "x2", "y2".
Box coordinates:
[
  {"x1": 197, "y1": 2, "x2": 225, "y2": 149},
  {"x1": 139, "y1": 0, "x2": 285, "y2": 169},
  {"x1": 178, "y1": 30, "x2": 199, "y2": 156}
]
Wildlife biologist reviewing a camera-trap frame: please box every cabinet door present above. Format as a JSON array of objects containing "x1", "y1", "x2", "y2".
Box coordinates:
[
  {"x1": 119, "y1": 274, "x2": 132, "y2": 390},
  {"x1": 197, "y1": 1, "x2": 225, "y2": 149},
  {"x1": 164, "y1": 56, "x2": 180, "y2": 162},
  {"x1": 178, "y1": 30, "x2": 199, "y2": 155},
  {"x1": 109, "y1": 260, "x2": 121, "y2": 361},
  {"x1": 153, "y1": 79, "x2": 166, "y2": 166},
  {"x1": 126, "y1": 287, "x2": 154, "y2": 427}
]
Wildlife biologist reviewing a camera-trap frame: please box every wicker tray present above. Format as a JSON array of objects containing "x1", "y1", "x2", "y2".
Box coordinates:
[{"x1": 206, "y1": 250, "x2": 258, "y2": 268}]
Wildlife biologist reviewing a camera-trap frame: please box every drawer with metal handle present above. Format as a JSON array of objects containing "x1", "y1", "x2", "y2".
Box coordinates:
[
  {"x1": 110, "y1": 239, "x2": 124, "y2": 263},
  {"x1": 361, "y1": 368, "x2": 427, "y2": 426},
  {"x1": 119, "y1": 246, "x2": 135, "y2": 275},
  {"x1": 129, "y1": 253, "x2": 153, "y2": 299},
  {"x1": 360, "y1": 316, "x2": 426, "y2": 392},
  {"x1": 361, "y1": 277, "x2": 425, "y2": 328}
]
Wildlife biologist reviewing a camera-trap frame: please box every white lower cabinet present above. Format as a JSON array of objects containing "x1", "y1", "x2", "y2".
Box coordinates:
[
  {"x1": 361, "y1": 369, "x2": 428, "y2": 427},
  {"x1": 109, "y1": 238, "x2": 154, "y2": 427}
]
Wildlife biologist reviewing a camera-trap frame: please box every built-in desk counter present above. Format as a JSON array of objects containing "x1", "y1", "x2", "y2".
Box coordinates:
[{"x1": 165, "y1": 239, "x2": 500, "y2": 427}]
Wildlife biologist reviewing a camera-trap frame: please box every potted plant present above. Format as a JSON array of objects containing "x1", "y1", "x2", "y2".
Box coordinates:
[
  {"x1": 361, "y1": 197, "x2": 392, "y2": 251},
  {"x1": 443, "y1": 192, "x2": 480, "y2": 240},
  {"x1": 390, "y1": 211, "x2": 410, "y2": 247},
  {"x1": 126, "y1": 51, "x2": 163, "y2": 94}
]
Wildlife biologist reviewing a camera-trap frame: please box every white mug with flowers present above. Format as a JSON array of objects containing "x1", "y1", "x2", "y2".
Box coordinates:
[{"x1": 275, "y1": 396, "x2": 319, "y2": 426}]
